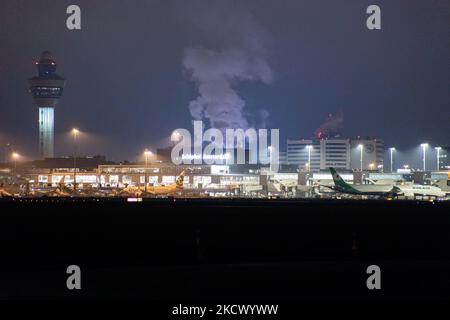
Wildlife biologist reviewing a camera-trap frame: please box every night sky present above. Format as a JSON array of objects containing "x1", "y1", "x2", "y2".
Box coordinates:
[{"x1": 0, "y1": 0, "x2": 449, "y2": 162}]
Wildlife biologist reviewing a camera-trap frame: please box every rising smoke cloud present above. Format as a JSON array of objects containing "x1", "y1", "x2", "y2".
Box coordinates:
[{"x1": 181, "y1": 1, "x2": 273, "y2": 130}]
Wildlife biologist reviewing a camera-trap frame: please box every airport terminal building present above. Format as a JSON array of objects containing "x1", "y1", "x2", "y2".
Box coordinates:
[
  {"x1": 287, "y1": 138, "x2": 384, "y2": 172},
  {"x1": 3, "y1": 139, "x2": 449, "y2": 198},
  {"x1": 20, "y1": 160, "x2": 449, "y2": 197}
]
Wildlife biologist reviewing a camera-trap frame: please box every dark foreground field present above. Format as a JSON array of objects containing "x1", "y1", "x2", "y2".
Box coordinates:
[{"x1": 0, "y1": 198, "x2": 449, "y2": 302}]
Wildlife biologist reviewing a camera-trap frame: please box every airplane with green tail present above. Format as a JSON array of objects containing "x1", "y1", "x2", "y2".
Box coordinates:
[{"x1": 329, "y1": 167, "x2": 401, "y2": 197}]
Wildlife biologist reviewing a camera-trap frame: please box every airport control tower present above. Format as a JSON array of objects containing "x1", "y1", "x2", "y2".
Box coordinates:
[{"x1": 29, "y1": 51, "x2": 66, "y2": 159}]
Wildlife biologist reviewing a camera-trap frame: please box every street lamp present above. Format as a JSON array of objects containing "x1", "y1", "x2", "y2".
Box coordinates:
[
  {"x1": 306, "y1": 145, "x2": 312, "y2": 171},
  {"x1": 369, "y1": 163, "x2": 375, "y2": 171},
  {"x1": 358, "y1": 144, "x2": 364, "y2": 171},
  {"x1": 389, "y1": 147, "x2": 395, "y2": 173},
  {"x1": 420, "y1": 143, "x2": 428, "y2": 171},
  {"x1": 435, "y1": 147, "x2": 442, "y2": 171},
  {"x1": 11, "y1": 152, "x2": 19, "y2": 174},
  {"x1": 143, "y1": 149, "x2": 152, "y2": 193},
  {"x1": 71, "y1": 128, "x2": 79, "y2": 191}
]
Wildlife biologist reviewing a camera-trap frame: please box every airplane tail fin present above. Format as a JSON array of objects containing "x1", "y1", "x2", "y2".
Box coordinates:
[
  {"x1": 176, "y1": 171, "x2": 185, "y2": 188},
  {"x1": 329, "y1": 167, "x2": 352, "y2": 190},
  {"x1": 58, "y1": 176, "x2": 65, "y2": 190}
]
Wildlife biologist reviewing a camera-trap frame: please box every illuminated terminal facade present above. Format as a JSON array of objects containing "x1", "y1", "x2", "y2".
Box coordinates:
[
  {"x1": 30, "y1": 163, "x2": 264, "y2": 196},
  {"x1": 19, "y1": 162, "x2": 448, "y2": 197},
  {"x1": 2, "y1": 147, "x2": 447, "y2": 197},
  {"x1": 29, "y1": 51, "x2": 65, "y2": 159},
  {"x1": 287, "y1": 138, "x2": 384, "y2": 172}
]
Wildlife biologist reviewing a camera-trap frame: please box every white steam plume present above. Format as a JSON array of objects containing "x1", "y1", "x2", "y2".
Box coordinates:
[{"x1": 181, "y1": 2, "x2": 273, "y2": 130}]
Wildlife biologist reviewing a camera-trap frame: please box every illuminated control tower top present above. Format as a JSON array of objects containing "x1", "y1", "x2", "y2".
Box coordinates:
[{"x1": 29, "y1": 51, "x2": 66, "y2": 159}]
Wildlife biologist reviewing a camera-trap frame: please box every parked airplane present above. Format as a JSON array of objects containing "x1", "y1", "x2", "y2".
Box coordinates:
[
  {"x1": 329, "y1": 167, "x2": 401, "y2": 197},
  {"x1": 38, "y1": 176, "x2": 74, "y2": 197},
  {"x1": 396, "y1": 184, "x2": 446, "y2": 199},
  {"x1": 119, "y1": 171, "x2": 185, "y2": 196},
  {"x1": 329, "y1": 168, "x2": 447, "y2": 199},
  {"x1": 0, "y1": 174, "x2": 31, "y2": 197}
]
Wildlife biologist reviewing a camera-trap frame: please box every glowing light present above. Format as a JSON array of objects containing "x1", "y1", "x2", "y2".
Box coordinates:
[{"x1": 171, "y1": 131, "x2": 181, "y2": 141}]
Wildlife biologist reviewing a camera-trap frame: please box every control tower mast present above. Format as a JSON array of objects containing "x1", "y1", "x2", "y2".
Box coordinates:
[{"x1": 29, "y1": 51, "x2": 65, "y2": 159}]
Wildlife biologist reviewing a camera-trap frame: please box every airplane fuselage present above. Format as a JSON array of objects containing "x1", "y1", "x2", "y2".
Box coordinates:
[
  {"x1": 397, "y1": 184, "x2": 446, "y2": 198},
  {"x1": 334, "y1": 183, "x2": 395, "y2": 196}
]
